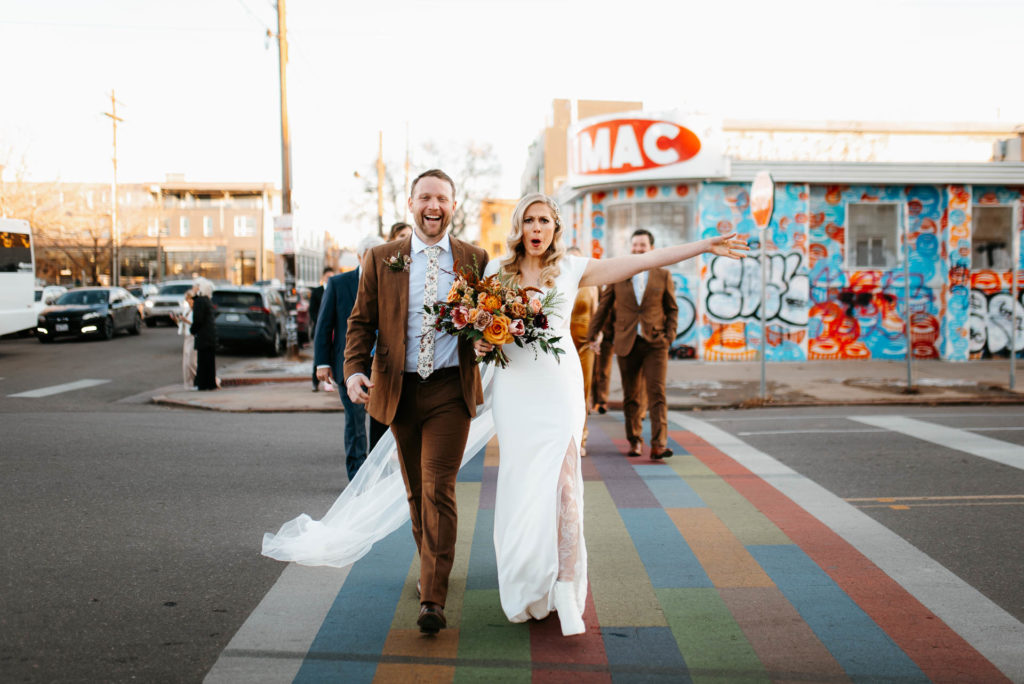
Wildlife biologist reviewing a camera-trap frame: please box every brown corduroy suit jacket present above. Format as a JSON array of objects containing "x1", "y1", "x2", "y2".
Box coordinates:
[
  {"x1": 587, "y1": 268, "x2": 678, "y2": 356},
  {"x1": 343, "y1": 235, "x2": 489, "y2": 425}
]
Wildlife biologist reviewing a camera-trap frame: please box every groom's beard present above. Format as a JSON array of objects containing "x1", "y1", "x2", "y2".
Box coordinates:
[{"x1": 414, "y1": 210, "x2": 452, "y2": 240}]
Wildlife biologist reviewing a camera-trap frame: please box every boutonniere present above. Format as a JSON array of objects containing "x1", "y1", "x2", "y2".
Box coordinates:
[{"x1": 383, "y1": 252, "x2": 411, "y2": 272}]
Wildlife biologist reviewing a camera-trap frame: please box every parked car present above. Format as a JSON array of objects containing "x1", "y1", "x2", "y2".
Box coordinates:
[
  {"x1": 127, "y1": 283, "x2": 158, "y2": 301},
  {"x1": 211, "y1": 285, "x2": 288, "y2": 356},
  {"x1": 144, "y1": 280, "x2": 195, "y2": 327},
  {"x1": 37, "y1": 287, "x2": 143, "y2": 342}
]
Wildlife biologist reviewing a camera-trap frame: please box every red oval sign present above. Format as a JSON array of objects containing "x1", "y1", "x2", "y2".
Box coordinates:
[{"x1": 574, "y1": 119, "x2": 701, "y2": 176}]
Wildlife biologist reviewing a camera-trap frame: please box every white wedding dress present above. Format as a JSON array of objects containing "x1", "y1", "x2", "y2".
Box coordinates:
[
  {"x1": 485, "y1": 254, "x2": 589, "y2": 624},
  {"x1": 262, "y1": 254, "x2": 590, "y2": 628}
]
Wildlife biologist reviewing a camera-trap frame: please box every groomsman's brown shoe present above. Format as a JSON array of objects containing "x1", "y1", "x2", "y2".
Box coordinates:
[
  {"x1": 417, "y1": 603, "x2": 446, "y2": 634},
  {"x1": 652, "y1": 448, "x2": 673, "y2": 460},
  {"x1": 595, "y1": 403, "x2": 607, "y2": 414},
  {"x1": 627, "y1": 442, "x2": 643, "y2": 458}
]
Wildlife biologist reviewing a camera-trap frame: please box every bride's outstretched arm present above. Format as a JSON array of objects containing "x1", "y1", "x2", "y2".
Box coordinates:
[{"x1": 578, "y1": 232, "x2": 749, "y2": 289}]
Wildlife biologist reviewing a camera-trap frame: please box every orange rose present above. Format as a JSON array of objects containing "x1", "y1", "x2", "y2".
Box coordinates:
[
  {"x1": 478, "y1": 292, "x2": 502, "y2": 312},
  {"x1": 482, "y1": 315, "x2": 514, "y2": 345}
]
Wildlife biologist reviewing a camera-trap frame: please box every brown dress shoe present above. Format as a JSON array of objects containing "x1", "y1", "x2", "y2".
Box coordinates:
[
  {"x1": 627, "y1": 442, "x2": 643, "y2": 457},
  {"x1": 418, "y1": 603, "x2": 446, "y2": 634},
  {"x1": 595, "y1": 403, "x2": 607, "y2": 414},
  {"x1": 652, "y1": 448, "x2": 673, "y2": 460}
]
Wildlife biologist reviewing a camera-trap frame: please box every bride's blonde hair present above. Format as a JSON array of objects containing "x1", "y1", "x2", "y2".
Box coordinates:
[{"x1": 500, "y1": 193, "x2": 566, "y2": 288}]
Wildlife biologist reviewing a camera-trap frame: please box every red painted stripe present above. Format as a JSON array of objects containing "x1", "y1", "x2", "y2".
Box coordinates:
[
  {"x1": 530, "y1": 584, "x2": 609, "y2": 682},
  {"x1": 671, "y1": 430, "x2": 1010, "y2": 684}
]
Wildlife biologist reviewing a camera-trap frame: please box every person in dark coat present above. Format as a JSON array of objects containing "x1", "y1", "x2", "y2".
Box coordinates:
[
  {"x1": 314, "y1": 236, "x2": 384, "y2": 479},
  {"x1": 190, "y1": 279, "x2": 218, "y2": 391},
  {"x1": 309, "y1": 266, "x2": 335, "y2": 391}
]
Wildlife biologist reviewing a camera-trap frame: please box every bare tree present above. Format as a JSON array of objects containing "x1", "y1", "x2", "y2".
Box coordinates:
[{"x1": 348, "y1": 139, "x2": 502, "y2": 241}]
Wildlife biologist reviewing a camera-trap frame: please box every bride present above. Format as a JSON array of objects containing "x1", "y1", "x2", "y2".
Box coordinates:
[
  {"x1": 474, "y1": 193, "x2": 747, "y2": 635},
  {"x1": 262, "y1": 193, "x2": 747, "y2": 638}
]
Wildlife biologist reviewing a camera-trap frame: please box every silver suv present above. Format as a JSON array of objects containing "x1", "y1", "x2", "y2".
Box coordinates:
[{"x1": 144, "y1": 280, "x2": 194, "y2": 327}]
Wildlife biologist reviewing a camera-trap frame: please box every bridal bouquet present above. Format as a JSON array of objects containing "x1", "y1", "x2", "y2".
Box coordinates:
[{"x1": 425, "y1": 261, "x2": 565, "y2": 368}]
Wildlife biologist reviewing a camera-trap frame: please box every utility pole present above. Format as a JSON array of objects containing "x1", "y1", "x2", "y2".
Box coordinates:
[
  {"x1": 404, "y1": 122, "x2": 410, "y2": 222},
  {"x1": 103, "y1": 90, "x2": 124, "y2": 287},
  {"x1": 276, "y1": 0, "x2": 294, "y2": 286}
]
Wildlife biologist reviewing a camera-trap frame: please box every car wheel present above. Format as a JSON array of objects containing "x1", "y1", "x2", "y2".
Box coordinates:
[
  {"x1": 145, "y1": 319, "x2": 157, "y2": 328},
  {"x1": 266, "y1": 328, "x2": 281, "y2": 357},
  {"x1": 38, "y1": 334, "x2": 53, "y2": 344},
  {"x1": 100, "y1": 316, "x2": 114, "y2": 340},
  {"x1": 129, "y1": 313, "x2": 142, "y2": 335}
]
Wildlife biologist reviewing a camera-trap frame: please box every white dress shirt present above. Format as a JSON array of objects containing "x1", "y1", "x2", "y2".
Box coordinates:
[
  {"x1": 405, "y1": 231, "x2": 460, "y2": 373},
  {"x1": 632, "y1": 270, "x2": 647, "y2": 339}
]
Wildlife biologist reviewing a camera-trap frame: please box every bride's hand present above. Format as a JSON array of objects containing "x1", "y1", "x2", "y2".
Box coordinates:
[
  {"x1": 473, "y1": 339, "x2": 495, "y2": 357},
  {"x1": 707, "y1": 232, "x2": 750, "y2": 259}
]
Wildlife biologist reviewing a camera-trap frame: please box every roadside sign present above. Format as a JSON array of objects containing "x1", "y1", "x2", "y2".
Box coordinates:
[{"x1": 751, "y1": 171, "x2": 774, "y2": 229}]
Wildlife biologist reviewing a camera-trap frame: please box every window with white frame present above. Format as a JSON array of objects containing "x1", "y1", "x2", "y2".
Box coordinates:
[
  {"x1": 203, "y1": 216, "x2": 214, "y2": 237},
  {"x1": 234, "y1": 215, "x2": 257, "y2": 237},
  {"x1": 972, "y1": 205, "x2": 1014, "y2": 270},
  {"x1": 604, "y1": 200, "x2": 695, "y2": 266},
  {"x1": 160, "y1": 219, "x2": 171, "y2": 237},
  {"x1": 846, "y1": 203, "x2": 900, "y2": 269},
  {"x1": 148, "y1": 217, "x2": 159, "y2": 237},
  {"x1": 180, "y1": 216, "x2": 190, "y2": 237}
]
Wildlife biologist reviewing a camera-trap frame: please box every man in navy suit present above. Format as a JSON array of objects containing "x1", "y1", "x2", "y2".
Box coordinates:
[{"x1": 314, "y1": 235, "x2": 383, "y2": 479}]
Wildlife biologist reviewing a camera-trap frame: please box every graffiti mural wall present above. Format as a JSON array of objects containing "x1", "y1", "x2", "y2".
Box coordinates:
[{"x1": 576, "y1": 180, "x2": 1022, "y2": 361}]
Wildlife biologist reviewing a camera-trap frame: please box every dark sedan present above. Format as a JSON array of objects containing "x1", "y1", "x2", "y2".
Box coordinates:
[{"x1": 36, "y1": 287, "x2": 143, "y2": 342}]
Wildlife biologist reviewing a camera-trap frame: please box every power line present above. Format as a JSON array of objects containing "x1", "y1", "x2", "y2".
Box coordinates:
[{"x1": 0, "y1": 18, "x2": 259, "y2": 33}]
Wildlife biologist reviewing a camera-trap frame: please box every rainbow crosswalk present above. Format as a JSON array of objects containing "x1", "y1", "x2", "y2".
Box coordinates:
[{"x1": 207, "y1": 414, "x2": 1022, "y2": 683}]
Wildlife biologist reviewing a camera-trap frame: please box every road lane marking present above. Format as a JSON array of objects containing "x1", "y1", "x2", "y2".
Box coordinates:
[
  {"x1": 846, "y1": 494, "x2": 1024, "y2": 510},
  {"x1": 737, "y1": 428, "x2": 886, "y2": 436},
  {"x1": 669, "y1": 410, "x2": 1024, "y2": 682},
  {"x1": 8, "y1": 379, "x2": 111, "y2": 398},
  {"x1": 851, "y1": 415, "x2": 1024, "y2": 472}
]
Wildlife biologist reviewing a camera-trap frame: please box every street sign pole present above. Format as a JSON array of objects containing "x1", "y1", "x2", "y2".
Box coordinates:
[
  {"x1": 1012, "y1": 201, "x2": 1020, "y2": 390},
  {"x1": 750, "y1": 172, "x2": 774, "y2": 401},
  {"x1": 904, "y1": 203, "x2": 914, "y2": 390}
]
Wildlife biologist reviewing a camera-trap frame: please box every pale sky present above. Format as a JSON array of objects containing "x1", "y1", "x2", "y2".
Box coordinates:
[{"x1": 3, "y1": 0, "x2": 1023, "y2": 244}]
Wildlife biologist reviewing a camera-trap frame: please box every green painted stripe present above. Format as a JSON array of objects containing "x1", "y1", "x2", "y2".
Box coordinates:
[
  {"x1": 453, "y1": 665, "x2": 531, "y2": 683},
  {"x1": 655, "y1": 588, "x2": 769, "y2": 684},
  {"x1": 584, "y1": 481, "x2": 667, "y2": 627},
  {"x1": 667, "y1": 455, "x2": 790, "y2": 546},
  {"x1": 456, "y1": 589, "x2": 531, "y2": 662}
]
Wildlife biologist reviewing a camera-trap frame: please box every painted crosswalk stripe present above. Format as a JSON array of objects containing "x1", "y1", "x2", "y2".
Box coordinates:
[
  {"x1": 8, "y1": 379, "x2": 110, "y2": 398},
  {"x1": 851, "y1": 415, "x2": 1024, "y2": 472},
  {"x1": 668, "y1": 410, "x2": 1024, "y2": 683}
]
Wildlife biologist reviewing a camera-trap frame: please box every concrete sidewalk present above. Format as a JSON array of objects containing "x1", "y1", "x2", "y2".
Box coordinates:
[{"x1": 152, "y1": 349, "x2": 1024, "y2": 412}]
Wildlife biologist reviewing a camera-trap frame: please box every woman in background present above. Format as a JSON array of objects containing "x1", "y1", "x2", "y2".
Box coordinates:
[{"x1": 190, "y1": 279, "x2": 218, "y2": 391}]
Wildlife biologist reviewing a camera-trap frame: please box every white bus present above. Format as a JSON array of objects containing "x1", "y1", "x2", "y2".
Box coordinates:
[{"x1": 0, "y1": 218, "x2": 36, "y2": 337}]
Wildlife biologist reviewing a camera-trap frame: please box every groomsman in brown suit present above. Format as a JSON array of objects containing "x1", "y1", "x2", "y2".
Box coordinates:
[
  {"x1": 345, "y1": 169, "x2": 488, "y2": 634},
  {"x1": 588, "y1": 228, "x2": 677, "y2": 460}
]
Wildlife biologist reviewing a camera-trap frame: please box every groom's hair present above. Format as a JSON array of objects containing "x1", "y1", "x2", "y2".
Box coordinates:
[{"x1": 410, "y1": 169, "x2": 456, "y2": 198}]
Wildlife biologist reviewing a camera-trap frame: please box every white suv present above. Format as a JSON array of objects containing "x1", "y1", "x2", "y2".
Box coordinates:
[{"x1": 144, "y1": 280, "x2": 194, "y2": 327}]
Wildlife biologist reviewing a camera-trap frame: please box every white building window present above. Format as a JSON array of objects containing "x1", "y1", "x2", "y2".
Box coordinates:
[
  {"x1": 161, "y1": 219, "x2": 171, "y2": 238},
  {"x1": 847, "y1": 203, "x2": 900, "y2": 269},
  {"x1": 234, "y1": 215, "x2": 257, "y2": 237},
  {"x1": 972, "y1": 205, "x2": 1014, "y2": 270},
  {"x1": 180, "y1": 216, "x2": 190, "y2": 237},
  {"x1": 148, "y1": 217, "x2": 159, "y2": 237},
  {"x1": 203, "y1": 216, "x2": 214, "y2": 237}
]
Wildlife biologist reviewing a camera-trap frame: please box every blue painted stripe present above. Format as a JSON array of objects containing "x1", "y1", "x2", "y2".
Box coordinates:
[
  {"x1": 465, "y1": 508, "x2": 499, "y2": 590},
  {"x1": 749, "y1": 545, "x2": 927, "y2": 684},
  {"x1": 293, "y1": 523, "x2": 416, "y2": 683},
  {"x1": 601, "y1": 626, "x2": 692, "y2": 683},
  {"x1": 619, "y1": 509, "x2": 712, "y2": 589},
  {"x1": 456, "y1": 446, "x2": 486, "y2": 483},
  {"x1": 633, "y1": 465, "x2": 705, "y2": 508}
]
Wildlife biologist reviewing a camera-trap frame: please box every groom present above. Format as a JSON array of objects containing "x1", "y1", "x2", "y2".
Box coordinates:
[{"x1": 344, "y1": 169, "x2": 488, "y2": 634}]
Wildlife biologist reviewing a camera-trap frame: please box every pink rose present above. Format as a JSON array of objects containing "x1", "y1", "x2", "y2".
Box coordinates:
[
  {"x1": 451, "y1": 306, "x2": 469, "y2": 329},
  {"x1": 529, "y1": 297, "x2": 543, "y2": 314},
  {"x1": 509, "y1": 318, "x2": 525, "y2": 336},
  {"x1": 472, "y1": 309, "x2": 493, "y2": 331}
]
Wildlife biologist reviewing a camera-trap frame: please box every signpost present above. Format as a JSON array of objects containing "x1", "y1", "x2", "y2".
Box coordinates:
[
  {"x1": 750, "y1": 171, "x2": 774, "y2": 400},
  {"x1": 903, "y1": 203, "x2": 914, "y2": 391},
  {"x1": 1012, "y1": 201, "x2": 1021, "y2": 390}
]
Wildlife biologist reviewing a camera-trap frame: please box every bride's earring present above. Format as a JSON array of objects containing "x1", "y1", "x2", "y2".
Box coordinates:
[{"x1": 553, "y1": 581, "x2": 585, "y2": 636}]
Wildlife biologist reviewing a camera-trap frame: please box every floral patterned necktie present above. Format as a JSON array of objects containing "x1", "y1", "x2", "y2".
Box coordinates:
[{"x1": 417, "y1": 245, "x2": 442, "y2": 379}]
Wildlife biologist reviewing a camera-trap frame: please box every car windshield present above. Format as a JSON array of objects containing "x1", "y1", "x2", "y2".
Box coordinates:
[
  {"x1": 212, "y1": 291, "x2": 262, "y2": 308},
  {"x1": 158, "y1": 284, "x2": 193, "y2": 296},
  {"x1": 57, "y1": 290, "x2": 109, "y2": 306}
]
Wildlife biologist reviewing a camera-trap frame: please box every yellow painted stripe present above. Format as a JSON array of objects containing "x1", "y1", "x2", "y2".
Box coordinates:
[
  {"x1": 667, "y1": 509, "x2": 774, "y2": 588},
  {"x1": 667, "y1": 454, "x2": 791, "y2": 546},
  {"x1": 584, "y1": 480, "x2": 667, "y2": 627}
]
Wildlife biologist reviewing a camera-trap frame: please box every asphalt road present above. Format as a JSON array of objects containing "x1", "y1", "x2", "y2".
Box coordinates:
[{"x1": 1, "y1": 328, "x2": 1022, "y2": 682}]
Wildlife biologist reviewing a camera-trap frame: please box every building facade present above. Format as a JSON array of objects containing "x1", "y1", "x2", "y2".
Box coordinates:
[
  {"x1": 543, "y1": 108, "x2": 1024, "y2": 362},
  {"x1": 478, "y1": 198, "x2": 518, "y2": 259}
]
